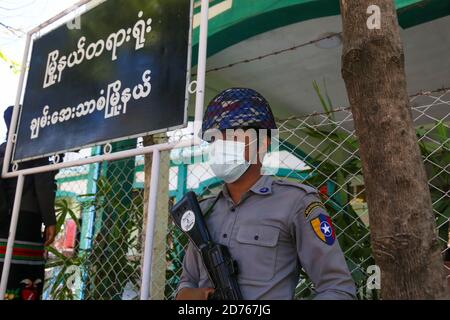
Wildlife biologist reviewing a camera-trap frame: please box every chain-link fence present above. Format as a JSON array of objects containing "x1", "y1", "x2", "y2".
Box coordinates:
[
  {"x1": 43, "y1": 88, "x2": 450, "y2": 300},
  {"x1": 43, "y1": 142, "x2": 145, "y2": 300}
]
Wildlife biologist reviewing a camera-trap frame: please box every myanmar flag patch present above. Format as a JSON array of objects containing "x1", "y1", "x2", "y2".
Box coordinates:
[{"x1": 310, "y1": 214, "x2": 335, "y2": 245}]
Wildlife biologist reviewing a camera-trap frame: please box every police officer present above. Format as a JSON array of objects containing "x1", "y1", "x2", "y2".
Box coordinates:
[{"x1": 176, "y1": 88, "x2": 356, "y2": 300}]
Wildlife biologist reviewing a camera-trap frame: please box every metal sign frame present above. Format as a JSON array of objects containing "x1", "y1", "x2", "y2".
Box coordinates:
[
  {"x1": 0, "y1": 0, "x2": 209, "y2": 300},
  {"x1": 10, "y1": 0, "x2": 193, "y2": 163}
]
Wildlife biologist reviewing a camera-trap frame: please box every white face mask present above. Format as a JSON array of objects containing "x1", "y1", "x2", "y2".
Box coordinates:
[{"x1": 207, "y1": 139, "x2": 256, "y2": 183}]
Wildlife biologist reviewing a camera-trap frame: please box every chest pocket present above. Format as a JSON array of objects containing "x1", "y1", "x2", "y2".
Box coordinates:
[{"x1": 234, "y1": 224, "x2": 280, "y2": 281}]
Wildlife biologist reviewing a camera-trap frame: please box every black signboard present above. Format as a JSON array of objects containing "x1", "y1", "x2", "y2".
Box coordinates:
[{"x1": 13, "y1": 0, "x2": 192, "y2": 161}]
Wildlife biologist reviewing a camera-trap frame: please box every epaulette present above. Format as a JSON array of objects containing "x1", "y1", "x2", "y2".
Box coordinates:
[
  {"x1": 273, "y1": 179, "x2": 318, "y2": 195},
  {"x1": 198, "y1": 195, "x2": 217, "y2": 203},
  {"x1": 199, "y1": 194, "x2": 221, "y2": 218}
]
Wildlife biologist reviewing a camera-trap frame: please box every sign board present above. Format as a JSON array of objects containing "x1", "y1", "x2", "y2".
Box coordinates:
[{"x1": 13, "y1": 0, "x2": 192, "y2": 161}]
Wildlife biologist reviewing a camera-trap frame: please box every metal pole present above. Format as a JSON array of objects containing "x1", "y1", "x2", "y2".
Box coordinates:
[
  {"x1": 0, "y1": 174, "x2": 25, "y2": 300},
  {"x1": 139, "y1": 0, "x2": 209, "y2": 300},
  {"x1": 2, "y1": 138, "x2": 198, "y2": 179},
  {"x1": 78, "y1": 146, "x2": 101, "y2": 299},
  {"x1": 2, "y1": 33, "x2": 31, "y2": 178},
  {"x1": 193, "y1": 0, "x2": 210, "y2": 138},
  {"x1": 140, "y1": 151, "x2": 161, "y2": 300}
]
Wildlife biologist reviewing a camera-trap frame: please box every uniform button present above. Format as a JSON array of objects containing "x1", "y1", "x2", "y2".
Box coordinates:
[
  {"x1": 230, "y1": 207, "x2": 236, "y2": 212},
  {"x1": 254, "y1": 235, "x2": 259, "y2": 240},
  {"x1": 223, "y1": 233, "x2": 228, "y2": 238}
]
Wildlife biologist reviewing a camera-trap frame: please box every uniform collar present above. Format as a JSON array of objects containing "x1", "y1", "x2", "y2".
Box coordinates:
[
  {"x1": 220, "y1": 175, "x2": 273, "y2": 206},
  {"x1": 221, "y1": 175, "x2": 273, "y2": 197},
  {"x1": 249, "y1": 175, "x2": 273, "y2": 195}
]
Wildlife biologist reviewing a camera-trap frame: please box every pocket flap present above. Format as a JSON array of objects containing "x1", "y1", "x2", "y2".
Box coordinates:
[{"x1": 236, "y1": 225, "x2": 279, "y2": 247}]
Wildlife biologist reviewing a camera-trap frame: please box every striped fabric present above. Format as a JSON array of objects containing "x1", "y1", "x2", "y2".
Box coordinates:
[{"x1": 0, "y1": 238, "x2": 45, "y2": 266}]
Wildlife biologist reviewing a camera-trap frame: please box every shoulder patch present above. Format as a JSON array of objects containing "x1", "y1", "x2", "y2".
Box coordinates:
[
  {"x1": 310, "y1": 214, "x2": 335, "y2": 245},
  {"x1": 274, "y1": 179, "x2": 318, "y2": 194},
  {"x1": 304, "y1": 201, "x2": 325, "y2": 219}
]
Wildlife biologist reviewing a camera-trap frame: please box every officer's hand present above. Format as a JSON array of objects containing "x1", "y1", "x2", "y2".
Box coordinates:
[
  {"x1": 176, "y1": 287, "x2": 215, "y2": 300},
  {"x1": 44, "y1": 225, "x2": 56, "y2": 246}
]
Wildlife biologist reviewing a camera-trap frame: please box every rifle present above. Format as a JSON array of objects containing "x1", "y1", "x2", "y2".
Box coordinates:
[{"x1": 170, "y1": 191, "x2": 243, "y2": 300}]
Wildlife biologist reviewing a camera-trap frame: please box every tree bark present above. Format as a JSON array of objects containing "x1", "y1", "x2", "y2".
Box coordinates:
[{"x1": 339, "y1": 0, "x2": 448, "y2": 299}]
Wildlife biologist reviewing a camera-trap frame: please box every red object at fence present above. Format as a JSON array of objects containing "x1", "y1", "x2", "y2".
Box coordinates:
[
  {"x1": 63, "y1": 220, "x2": 77, "y2": 249},
  {"x1": 319, "y1": 185, "x2": 328, "y2": 197}
]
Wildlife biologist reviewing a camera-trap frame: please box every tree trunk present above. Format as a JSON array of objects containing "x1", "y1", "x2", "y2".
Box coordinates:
[{"x1": 339, "y1": 0, "x2": 447, "y2": 299}]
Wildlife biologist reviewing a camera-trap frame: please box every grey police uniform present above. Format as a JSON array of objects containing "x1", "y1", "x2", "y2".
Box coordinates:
[{"x1": 176, "y1": 175, "x2": 356, "y2": 300}]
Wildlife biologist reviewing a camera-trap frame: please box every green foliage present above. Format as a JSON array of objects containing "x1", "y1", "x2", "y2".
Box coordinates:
[
  {"x1": 46, "y1": 171, "x2": 143, "y2": 300},
  {"x1": 165, "y1": 225, "x2": 188, "y2": 299},
  {"x1": 416, "y1": 121, "x2": 450, "y2": 247},
  {"x1": 45, "y1": 246, "x2": 85, "y2": 300},
  {"x1": 0, "y1": 50, "x2": 21, "y2": 74},
  {"x1": 79, "y1": 174, "x2": 143, "y2": 300},
  {"x1": 291, "y1": 81, "x2": 374, "y2": 299},
  {"x1": 55, "y1": 199, "x2": 80, "y2": 234},
  {"x1": 296, "y1": 80, "x2": 450, "y2": 299},
  {"x1": 44, "y1": 198, "x2": 83, "y2": 300}
]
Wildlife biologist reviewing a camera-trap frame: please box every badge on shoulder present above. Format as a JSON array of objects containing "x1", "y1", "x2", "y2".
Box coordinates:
[
  {"x1": 310, "y1": 213, "x2": 336, "y2": 245},
  {"x1": 304, "y1": 201, "x2": 325, "y2": 219}
]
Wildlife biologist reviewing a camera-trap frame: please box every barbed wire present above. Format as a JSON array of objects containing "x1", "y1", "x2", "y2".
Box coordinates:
[
  {"x1": 409, "y1": 86, "x2": 450, "y2": 98},
  {"x1": 192, "y1": 32, "x2": 342, "y2": 77},
  {"x1": 0, "y1": 21, "x2": 25, "y2": 37}
]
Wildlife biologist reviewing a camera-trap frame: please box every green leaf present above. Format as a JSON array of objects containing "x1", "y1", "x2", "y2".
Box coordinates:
[
  {"x1": 46, "y1": 246, "x2": 68, "y2": 261},
  {"x1": 312, "y1": 80, "x2": 331, "y2": 114}
]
